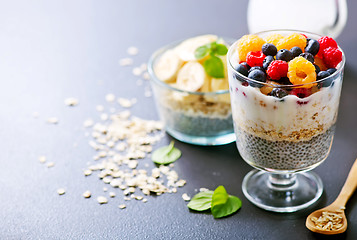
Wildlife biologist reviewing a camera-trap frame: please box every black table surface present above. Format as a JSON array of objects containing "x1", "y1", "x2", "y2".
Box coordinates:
[{"x1": 1, "y1": 1, "x2": 357, "y2": 239}]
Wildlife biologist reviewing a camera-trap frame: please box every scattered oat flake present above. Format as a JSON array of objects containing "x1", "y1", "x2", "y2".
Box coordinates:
[
  {"x1": 47, "y1": 117, "x2": 58, "y2": 124},
  {"x1": 142, "y1": 72, "x2": 150, "y2": 80},
  {"x1": 97, "y1": 196, "x2": 108, "y2": 204},
  {"x1": 119, "y1": 58, "x2": 133, "y2": 66},
  {"x1": 64, "y1": 97, "x2": 79, "y2": 106},
  {"x1": 47, "y1": 162, "x2": 55, "y2": 168},
  {"x1": 105, "y1": 94, "x2": 116, "y2": 103},
  {"x1": 103, "y1": 187, "x2": 108, "y2": 192},
  {"x1": 182, "y1": 193, "x2": 191, "y2": 201},
  {"x1": 118, "y1": 98, "x2": 134, "y2": 108},
  {"x1": 118, "y1": 204, "x2": 126, "y2": 209},
  {"x1": 96, "y1": 105, "x2": 104, "y2": 112},
  {"x1": 142, "y1": 198, "x2": 148, "y2": 203},
  {"x1": 83, "y1": 191, "x2": 91, "y2": 198},
  {"x1": 57, "y1": 188, "x2": 66, "y2": 195},
  {"x1": 127, "y1": 47, "x2": 139, "y2": 56},
  {"x1": 39, "y1": 156, "x2": 46, "y2": 163},
  {"x1": 109, "y1": 192, "x2": 116, "y2": 198},
  {"x1": 100, "y1": 113, "x2": 108, "y2": 121},
  {"x1": 83, "y1": 119, "x2": 94, "y2": 128},
  {"x1": 132, "y1": 67, "x2": 142, "y2": 76}
]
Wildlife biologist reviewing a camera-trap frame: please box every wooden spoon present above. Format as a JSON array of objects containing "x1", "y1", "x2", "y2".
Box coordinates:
[{"x1": 306, "y1": 157, "x2": 357, "y2": 235}]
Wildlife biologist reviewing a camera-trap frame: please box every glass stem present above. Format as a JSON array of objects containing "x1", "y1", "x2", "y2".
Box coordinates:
[{"x1": 268, "y1": 173, "x2": 297, "y2": 190}]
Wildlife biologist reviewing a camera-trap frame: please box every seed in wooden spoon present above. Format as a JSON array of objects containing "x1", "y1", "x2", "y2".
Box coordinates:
[{"x1": 310, "y1": 211, "x2": 344, "y2": 231}]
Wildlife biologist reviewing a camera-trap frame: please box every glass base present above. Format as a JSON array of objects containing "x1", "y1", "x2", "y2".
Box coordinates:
[
  {"x1": 165, "y1": 127, "x2": 235, "y2": 146},
  {"x1": 242, "y1": 170, "x2": 323, "y2": 213}
]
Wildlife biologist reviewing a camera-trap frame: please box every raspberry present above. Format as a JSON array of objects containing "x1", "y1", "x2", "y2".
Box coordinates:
[
  {"x1": 322, "y1": 47, "x2": 342, "y2": 68},
  {"x1": 276, "y1": 33, "x2": 307, "y2": 51},
  {"x1": 246, "y1": 51, "x2": 266, "y2": 67},
  {"x1": 290, "y1": 88, "x2": 312, "y2": 98},
  {"x1": 237, "y1": 35, "x2": 266, "y2": 62},
  {"x1": 314, "y1": 56, "x2": 327, "y2": 71},
  {"x1": 287, "y1": 56, "x2": 316, "y2": 88},
  {"x1": 264, "y1": 34, "x2": 284, "y2": 46},
  {"x1": 267, "y1": 60, "x2": 288, "y2": 80},
  {"x1": 318, "y1": 36, "x2": 338, "y2": 50}
]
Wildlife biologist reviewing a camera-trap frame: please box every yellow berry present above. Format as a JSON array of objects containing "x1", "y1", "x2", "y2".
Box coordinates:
[
  {"x1": 287, "y1": 57, "x2": 316, "y2": 88},
  {"x1": 264, "y1": 34, "x2": 284, "y2": 46},
  {"x1": 236, "y1": 35, "x2": 265, "y2": 62},
  {"x1": 276, "y1": 33, "x2": 307, "y2": 51}
]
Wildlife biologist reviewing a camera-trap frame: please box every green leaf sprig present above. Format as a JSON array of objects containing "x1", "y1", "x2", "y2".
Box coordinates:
[
  {"x1": 194, "y1": 41, "x2": 228, "y2": 79},
  {"x1": 151, "y1": 141, "x2": 181, "y2": 165},
  {"x1": 187, "y1": 185, "x2": 241, "y2": 219}
]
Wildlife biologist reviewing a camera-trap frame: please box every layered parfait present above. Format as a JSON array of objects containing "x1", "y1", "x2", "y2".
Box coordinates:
[
  {"x1": 149, "y1": 35, "x2": 234, "y2": 145},
  {"x1": 228, "y1": 31, "x2": 344, "y2": 171}
]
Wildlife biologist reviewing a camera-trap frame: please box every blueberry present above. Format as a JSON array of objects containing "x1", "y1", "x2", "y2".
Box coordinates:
[
  {"x1": 248, "y1": 66, "x2": 264, "y2": 73},
  {"x1": 290, "y1": 47, "x2": 303, "y2": 58},
  {"x1": 299, "y1": 52, "x2": 314, "y2": 63},
  {"x1": 276, "y1": 49, "x2": 293, "y2": 62},
  {"x1": 262, "y1": 43, "x2": 277, "y2": 56},
  {"x1": 314, "y1": 64, "x2": 321, "y2": 74},
  {"x1": 279, "y1": 77, "x2": 293, "y2": 86},
  {"x1": 269, "y1": 88, "x2": 288, "y2": 99},
  {"x1": 235, "y1": 64, "x2": 249, "y2": 77},
  {"x1": 327, "y1": 68, "x2": 337, "y2": 75},
  {"x1": 317, "y1": 71, "x2": 330, "y2": 80},
  {"x1": 263, "y1": 55, "x2": 274, "y2": 70},
  {"x1": 305, "y1": 38, "x2": 320, "y2": 56},
  {"x1": 247, "y1": 69, "x2": 266, "y2": 87},
  {"x1": 240, "y1": 62, "x2": 251, "y2": 70}
]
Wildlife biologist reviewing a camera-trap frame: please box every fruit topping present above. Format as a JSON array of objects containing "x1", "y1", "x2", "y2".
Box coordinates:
[
  {"x1": 235, "y1": 64, "x2": 248, "y2": 77},
  {"x1": 267, "y1": 60, "x2": 288, "y2": 80},
  {"x1": 276, "y1": 49, "x2": 293, "y2": 62},
  {"x1": 246, "y1": 51, "x2": 266, "y2": 67},
  {"x1": 299, "y1": 52, "x2": 314, "y2": 63},
  {"x1": 305, "y1": 39, "x2": 320, "y2": 56},
  {"x1": 290, "y1": 47, "x2": 303, "y2": 58},
  {"x1": 264, "y1": 34, "x2": 284, "y2": 46},
  {"x1": 240, "y1": 62, "x2": 251, "y2": 70},
  {"x1": 249, "y1": 66, "x2": 264, "y2": 73},
  {"x1": 276, "y1": 33, "x2": 307, "y2": 52},
  {"x1": 287, "y1": 56, "x2": 316, "y2": 88},
  {"x1": 317, "y1": 70, "x2": 330, "y2": 80},
  {"x1": 247, "y1": 69, "x2": 266, "y2": 87},
  {"x1": 269, "y1": 88, "x2": 288, "y2": 99},
  {"x1": 176, "y1": 61, "x2": 206, "y2": 92},
  {"x1": 314, "y1": 64, "x2": 321, "y2": 74},
  {"x1": 236, "y1": 35, "x2": 266, "y2": 62},
  {"x1": 263, "y1": 55, "x2": 274, "y2": 70},
  {"x1": 317, "y1": 36, "x2": 338, "y2": 56},
  {"x1": 262, "y1": 43, "x2": 277, "y2": 56},
  {"x1": 327, "y1": 68, "x2": 337, "y2": 75},
  {"x1": 322, "y1": 47, "x2": 342, "y2": 68},
  {"x1": 290, "y1": 88, "x2": 312, "y2": 99},
  {"x1": 314, "y1": 56, "x2": 327, "y2": 71}
]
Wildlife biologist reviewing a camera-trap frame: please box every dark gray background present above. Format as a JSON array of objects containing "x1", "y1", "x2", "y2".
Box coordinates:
[{"x1": 1, "y1": 0, "x2": 356, "y2": 239}]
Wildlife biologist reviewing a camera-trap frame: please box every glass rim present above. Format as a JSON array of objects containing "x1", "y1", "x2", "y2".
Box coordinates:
[
  {"x1": 227, "y1": 29, "x2": 346, "y2": 88},
  {"x1": 147, "y1": 36, "x2": 236, "y2": 96}
]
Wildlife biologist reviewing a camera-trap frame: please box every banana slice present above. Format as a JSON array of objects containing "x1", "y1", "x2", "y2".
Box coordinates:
[
  {"x1": 200, "y1": 77, "x2": 211, "y2": 92},
  {"x1": 206, "y1": 78, "x2": 230, "y2": 103},
  {"x1": 174, "y1": 35, "x2": 218, "y2": 61},
  {"x1": 154, "y1": 50, "x2": 182, "y2": 82},
  {"x1": 176, "y1": 61, "x2": 206, "y2": 92}
]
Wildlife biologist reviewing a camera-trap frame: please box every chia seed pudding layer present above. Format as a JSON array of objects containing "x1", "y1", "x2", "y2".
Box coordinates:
[
  {"x1": 235, "y1": 124, "x2": 335, "y2": 171},
  {"x1": 154, "y1": 91, "x2": 233, "y2": 137}
]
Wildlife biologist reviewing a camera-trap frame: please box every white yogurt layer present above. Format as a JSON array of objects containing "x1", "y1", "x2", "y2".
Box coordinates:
[{"x1": 229, "y1": 52, "x2": 342, "y2": 142}]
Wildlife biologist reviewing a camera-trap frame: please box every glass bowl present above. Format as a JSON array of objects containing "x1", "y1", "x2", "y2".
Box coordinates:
[{"x1": 148, "y1": 37, "x2": 235, "y2": 146}]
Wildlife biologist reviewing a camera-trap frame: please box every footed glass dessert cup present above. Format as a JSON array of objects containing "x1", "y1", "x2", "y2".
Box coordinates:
[
  {"x1": 227, "y1": 30, "x2": 345, "y2": 212},
  {"x1": 148, "y1": 37, "x2": 235, "y2": 146}
]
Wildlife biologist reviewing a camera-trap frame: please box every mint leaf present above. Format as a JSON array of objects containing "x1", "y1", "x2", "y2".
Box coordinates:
[
  {"x1": 195, "y1": 45, "x2": 210, "y2": 59},
  {"x1": 211, "y1": 185, "x2": 229, "y2": 206},
  {"x1": 152, "y1": 141, "x2": 181, "y2": 165},
  {"x1": 203, "y1": 56, "x2": 225, "y2": 78},
  {"x1": 211, "y1": 195, "x2": 242, "y2": 219},
  {"x1": 187, "y1": 191, "x2": 214, "y2": 211},
  {"x1": 215, "y1": 44, "x2": 228, "y2": 56}
]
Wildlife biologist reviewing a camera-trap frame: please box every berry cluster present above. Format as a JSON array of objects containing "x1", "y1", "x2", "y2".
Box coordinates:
[{"x1": 235, "y1": 33, "x2": 343, "y2": 99}]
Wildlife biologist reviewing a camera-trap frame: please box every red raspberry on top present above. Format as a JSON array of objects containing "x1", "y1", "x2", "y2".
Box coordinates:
[
  {"x1": 323, "y1": 47, "x2": 343, "y2": 68},
  {"x1": 317, "y1": 36, "x2": 338, "y2": 56},
  {"x1": 246, "y1": 51, "x2": 265, "y2": 67},
  {"x1": 267, "y1": 60, "x2": 288, "y2": 80}
]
